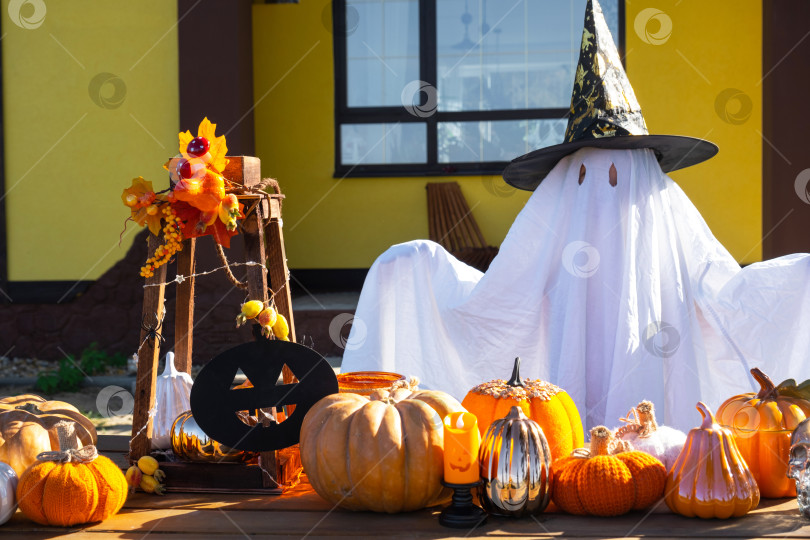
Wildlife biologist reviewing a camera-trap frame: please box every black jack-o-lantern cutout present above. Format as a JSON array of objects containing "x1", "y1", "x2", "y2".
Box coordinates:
[{"x1": 190, "y1": 339, "x2": 338, "y2": 452}]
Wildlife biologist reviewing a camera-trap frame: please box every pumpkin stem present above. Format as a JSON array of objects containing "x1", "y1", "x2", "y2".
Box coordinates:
[
  {"x1": 751, "y1": 367, "x2": 778, "y2": 400},
  {"x1": 15, "y1": 403, "x2": 44, "y2": 415},
  {"x1": 507, "y1": 357, "x2": 525, "y2": 388},
  {"x1": 696, "y1": 401, "x2": 716, "y2": 429},
  {"x1": 55, "y1": 421, "x2": 80, "y2": 452},
  {"x1": 588, "y1": 426, "x2": 613, "y2": 456},
  {"x1": 636, "y1": 400, "x2": 658, "y2": 436}
]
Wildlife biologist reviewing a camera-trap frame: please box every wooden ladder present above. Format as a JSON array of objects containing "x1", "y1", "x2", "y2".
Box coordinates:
[{"x1": 129, "y1": 156, "x2": 296, "y2": 487}]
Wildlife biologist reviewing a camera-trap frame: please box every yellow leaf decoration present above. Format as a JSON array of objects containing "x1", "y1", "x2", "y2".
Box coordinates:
[
  {"x1": 178, "y1": 130, "x2": 194, "y2": 156},
  {"x1": 122, "y1": 177, "x2": 164, "y2": 236},
  {"x1": 197, "y1": 117, "x2": 228, "y2": 173}
]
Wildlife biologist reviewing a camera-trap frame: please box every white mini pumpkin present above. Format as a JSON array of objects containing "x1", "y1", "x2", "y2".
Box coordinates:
[
  {"x1": 615, "y1": 401, "x2": 686, "y2": 472},
  {"x1": 152, "y1": 352, "x2": 194, "y2": 449}
]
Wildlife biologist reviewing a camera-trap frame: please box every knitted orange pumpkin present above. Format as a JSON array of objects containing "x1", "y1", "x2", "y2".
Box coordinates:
[
  {"x1": 462, "y1": 357, "x2": 584, "y2": 462},
  {"x1": 16, "y1": 421, "x2": 127, "y2": 526},
  {"x1": 552, "y1": 426, "x2": 666, "y2": 516}
]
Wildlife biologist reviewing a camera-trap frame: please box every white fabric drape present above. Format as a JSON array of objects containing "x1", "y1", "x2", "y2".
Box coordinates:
[{"x1": 341, "y1": 147, "x2": 810, "y2": 432}]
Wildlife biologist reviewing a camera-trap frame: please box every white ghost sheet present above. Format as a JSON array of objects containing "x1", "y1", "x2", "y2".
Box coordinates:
[{"x1": 341, "y1": 147, "x2": 810, "y2": 432}]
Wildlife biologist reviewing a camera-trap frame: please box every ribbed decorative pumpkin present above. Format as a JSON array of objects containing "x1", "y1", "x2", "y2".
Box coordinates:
[
  {"x1": 300, "y1": 385, "x2": 465, "y2": 513},
  {"x1": 716, "y1": 368, "x2": 810, "y2": 498},
  {"x1": 479, "y1": 406, "x2": 553, "y2": 516},
  {"x1": 462, "y1": 357, "x2": 583, "y2": 462},
  {"x1": 615, "y1": 400, "x2": 686, "y2": 471},
  {"x1": 666, "y1": 402, "x2": 759, "y2": 519},
  {"x1": 16, "y1": 421, "x2": 127, "y2": 526},
  {"x1": 552, "y1": 426, "x2": 666, "y2": 516},
  {"x1": 0, "y1": 462, "x2": 17, "y2": 525},
  {"x1": 0, "y1": 394, "x2": 97, "y2": 477}
]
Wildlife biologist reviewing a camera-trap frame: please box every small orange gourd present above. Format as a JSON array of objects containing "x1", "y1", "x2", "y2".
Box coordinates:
[
  {"x1": 462, "y1": 357, "x2": 584, "y2": 462},
  {"x1": 665, "y1": 402, "x2": 759, "y2": 519},
  {"x1": 716, "y1": 368, "x2": 810, "y2": 498},
  {"x1": 552, "y1": 426, "x2": 666, "y2": 516},
  {"x1": 16, "y1": 421, "x2": 127, "y2": 526}
]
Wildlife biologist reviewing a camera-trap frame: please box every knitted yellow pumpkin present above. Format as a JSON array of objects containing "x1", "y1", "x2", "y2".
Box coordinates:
[
  {"x1": 552, "y1": 426, "x2": 666, "y2": 516},
  {"x1": 16, "y1": 421, "x2": 127, "y2": 526}
]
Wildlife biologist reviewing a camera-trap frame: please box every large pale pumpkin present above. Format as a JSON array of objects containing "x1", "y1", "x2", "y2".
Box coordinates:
[
  {"x1": 0, "y1": 394, "x2": 97, "y2": 477},
  {"x1": 300, "y1": 387, "x2": 465, "y2": 513},
  {"x1": 716, "y1": 368, "x2": 810, "y2": 498},
  {"x1": 462, "y1": 357, "x2": 583, "y2": 461}
]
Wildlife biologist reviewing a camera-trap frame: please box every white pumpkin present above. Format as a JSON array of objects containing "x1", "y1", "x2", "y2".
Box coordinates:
[
  {"x1": 0, "y1": 461, "x2": 17, "y2": 525},
  {"x1": 151, "y1": 352, "x2": 194, "y2": 449},
  {"x1": 615, "y1": 401, "x2": 686, "y2": 472}
]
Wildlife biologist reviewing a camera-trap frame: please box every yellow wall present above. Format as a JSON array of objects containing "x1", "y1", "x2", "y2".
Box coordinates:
[
  {"x1": 253, "y1": 0, "x2": 762, "y2": 269},
  {"x1": 252, "y1": 0, "x2": 530, "y2": 269},
  {"x1": 626, "y1": 0, "x2": 762, "y2": 263},
  {"x1": 3, "y1": 0, "x2": 179, "y2": 281}
]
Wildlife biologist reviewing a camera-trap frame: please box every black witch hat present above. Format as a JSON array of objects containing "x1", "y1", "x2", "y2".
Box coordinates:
[{"x1": 502, "y1": 0, "x2": 718, "y2": 191}]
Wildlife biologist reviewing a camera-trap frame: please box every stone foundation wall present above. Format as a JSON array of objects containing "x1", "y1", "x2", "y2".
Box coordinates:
[{"x1": 0, "y1": 230, "x2": 345, "y2": 364}]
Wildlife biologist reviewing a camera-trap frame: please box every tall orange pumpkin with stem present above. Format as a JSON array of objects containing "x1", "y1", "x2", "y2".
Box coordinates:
[
  {"x1": 462, "y1": 357, "x2": 583, "y2": 462},
  {"x1": 716, "y1": 367, "x2": 810, "y2": 498},
  {"x1": 16, "y1": 421, "x2": 127, "y2": 526}
]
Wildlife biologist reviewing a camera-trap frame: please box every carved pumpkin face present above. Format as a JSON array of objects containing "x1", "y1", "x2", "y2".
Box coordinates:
[{"x1": 190, "y1": 340, "x2": 338, "y2": 452}]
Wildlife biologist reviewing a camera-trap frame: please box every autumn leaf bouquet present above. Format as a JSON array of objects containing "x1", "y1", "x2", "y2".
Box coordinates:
[{"x1": 121, "y1": 118, "x2": 244, "y2": 278}]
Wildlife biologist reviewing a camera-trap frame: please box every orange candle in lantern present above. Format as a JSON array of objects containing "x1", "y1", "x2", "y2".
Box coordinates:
[{"x1": 443, "y1": 412, "x2": 481, "y2": 484}]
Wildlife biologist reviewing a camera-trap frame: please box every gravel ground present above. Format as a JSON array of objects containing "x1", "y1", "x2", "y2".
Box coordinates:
[{"x1": 0, "y1": 358, "x2": 203, "y2": 437}]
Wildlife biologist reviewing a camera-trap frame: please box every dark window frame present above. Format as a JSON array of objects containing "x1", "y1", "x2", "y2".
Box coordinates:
[{"x1": 332, "y1": 0, "x2": 625, "y2": 178}]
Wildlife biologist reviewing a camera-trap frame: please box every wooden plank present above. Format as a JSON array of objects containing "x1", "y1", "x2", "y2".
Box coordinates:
[
  {"x1": 66, "y1": 505, "x2": 810, "y2": 538},
  {"x1": 266, "y1": 206, "x2": 296, "y2": 345},
  {"x1": 174, "y1": 237, "x2": 196, "y2": 374},
  {"x1": 130, "y1": 233, "x2": 168, "y2": 461}
]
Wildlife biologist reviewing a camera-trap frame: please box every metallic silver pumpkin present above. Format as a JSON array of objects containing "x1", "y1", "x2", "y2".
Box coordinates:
[
  {"x1": 478, "y1": 405, "x2": 553, "y2": 516},
  {"x1": 170, "y1": 410, "x2": 255, "y2": 463}
]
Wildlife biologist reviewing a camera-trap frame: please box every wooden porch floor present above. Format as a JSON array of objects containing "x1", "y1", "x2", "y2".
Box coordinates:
[
  {"x1": 5, "y1": 481, "x2": 810, "y2": 539},
  {"x1": 4, "y1": 436, "x2": 810, "y2": 539}
]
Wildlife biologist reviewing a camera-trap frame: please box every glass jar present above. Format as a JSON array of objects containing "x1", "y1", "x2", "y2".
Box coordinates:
[{"x1": 337, "y1": 371, "x2": 405, "y2": 396}]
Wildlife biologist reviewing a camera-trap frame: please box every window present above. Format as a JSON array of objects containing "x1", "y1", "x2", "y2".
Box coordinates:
[{"x1": 334, "y1": 0, "x2": 624, "y2": 177}]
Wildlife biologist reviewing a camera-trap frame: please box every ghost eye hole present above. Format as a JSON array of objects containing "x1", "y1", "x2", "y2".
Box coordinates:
[
  {"x1": 578, "y1": 164, "x2": 586, "y2": 185},
  {"x1": 609, "y1": 163, "x2": 617, "y2": 187}
]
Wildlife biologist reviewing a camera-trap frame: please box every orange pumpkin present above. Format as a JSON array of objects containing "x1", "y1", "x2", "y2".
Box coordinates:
[
  {"x1": 462, "y1": 357, "x2": 583, "y2": 461},
  {"x1": 300, "y1": 386, "x2": 465, "y2": 513},
  {"x1": 16, "y1": 421, "x2": 127, "y2": 526},
  {"x1": 552, "y1": 426, "x2": 666, "y2": 516},
  {"x1": 716, "y1": 368, "x2": 810, "y2": 498},
  {"x1": 666, "y1": 402, "x2": 759, "y2": 518},
  {"x1": 0, "y1": 394, "x2": 97, "y2": 477}
]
